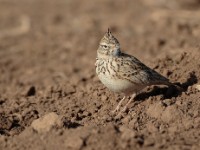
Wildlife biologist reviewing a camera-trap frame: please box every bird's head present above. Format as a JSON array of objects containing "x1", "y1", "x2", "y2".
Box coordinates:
[{"x1": 97, "y1": 29, "x2": 121, "y2": 58}]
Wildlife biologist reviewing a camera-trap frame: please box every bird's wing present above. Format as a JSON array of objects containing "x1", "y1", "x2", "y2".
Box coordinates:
[{"x1": 118, "y1": 53, "x2": 170, "y2": 86}]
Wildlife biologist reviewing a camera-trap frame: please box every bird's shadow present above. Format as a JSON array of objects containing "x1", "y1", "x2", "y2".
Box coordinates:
[{"x1": 135, "y1": 71, "x2": 198, "y2": 102}]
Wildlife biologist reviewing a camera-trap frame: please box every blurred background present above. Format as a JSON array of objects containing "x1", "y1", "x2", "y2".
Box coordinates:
[{"x1": 1, "y1": 0, "x2": 200, "y2": 90}]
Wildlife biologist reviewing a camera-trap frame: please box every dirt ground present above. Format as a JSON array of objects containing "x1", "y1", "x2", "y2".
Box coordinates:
[{"x1": 0, "y1": 0, "x2": 200, "y2": 149}]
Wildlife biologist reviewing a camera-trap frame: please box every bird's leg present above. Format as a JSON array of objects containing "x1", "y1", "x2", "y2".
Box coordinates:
[
  {"x1": 121, "y1": 93, "x2": 136, "y2": 113},
  {"x1": 112, "y1": 96, "x2": 126, "y2": 113}
]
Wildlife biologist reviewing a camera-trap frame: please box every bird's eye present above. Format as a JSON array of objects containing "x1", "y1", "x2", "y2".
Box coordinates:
[{"x1": 101, "y1": 45, "x2": 109, "y2": 49}]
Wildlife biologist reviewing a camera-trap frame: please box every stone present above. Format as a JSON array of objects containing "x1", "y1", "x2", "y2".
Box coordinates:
[{"x1": 31, "y1": 112, "x2": 61, "y2": 133}]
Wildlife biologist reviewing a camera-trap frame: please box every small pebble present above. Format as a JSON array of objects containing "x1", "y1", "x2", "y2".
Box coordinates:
[{"x1": 31, "y1": 112, "x2": 61, "y2": 133}]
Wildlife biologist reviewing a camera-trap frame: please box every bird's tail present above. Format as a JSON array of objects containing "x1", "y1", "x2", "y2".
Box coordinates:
[{"x1": 152, "y1": 80, "x2": 183, "y2": 92}]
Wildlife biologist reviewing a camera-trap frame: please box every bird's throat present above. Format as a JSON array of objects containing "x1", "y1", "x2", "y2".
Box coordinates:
[{"x1": 97, "y1": 51, "x2": 110, "y2": 59}]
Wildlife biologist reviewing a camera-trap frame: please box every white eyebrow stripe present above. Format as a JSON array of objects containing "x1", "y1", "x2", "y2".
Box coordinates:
[{"x1": 100, "y1": 43, "x2": 108, "y2": 45}]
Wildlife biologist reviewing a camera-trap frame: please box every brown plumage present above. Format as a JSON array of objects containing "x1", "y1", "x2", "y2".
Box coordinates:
[{"x1": 95, "y1": 29, "x2": 173, "y2": 113}]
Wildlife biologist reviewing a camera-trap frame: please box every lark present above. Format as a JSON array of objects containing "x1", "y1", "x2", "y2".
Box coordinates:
[{"x1": 95, "y1": 29, "x2": 176, "y2": 114}]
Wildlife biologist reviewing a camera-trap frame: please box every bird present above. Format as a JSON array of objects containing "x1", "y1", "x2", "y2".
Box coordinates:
[{"x1": 95, "y1": 29, "x2": 175, "y2": 114}]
